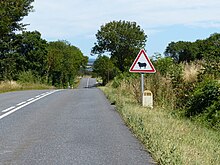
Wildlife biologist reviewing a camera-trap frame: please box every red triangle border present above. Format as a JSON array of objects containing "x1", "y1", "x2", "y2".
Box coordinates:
[{"x1": 129, "y1": 49, "x2": 156, "y2": 73}]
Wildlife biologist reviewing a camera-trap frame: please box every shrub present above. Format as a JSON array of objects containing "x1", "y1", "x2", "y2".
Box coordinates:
[
  {"x1": 205, "y1": 99, "x2": 220, "y2": 129},
  {"x1": 18, "y1": 70, "x2": 39, "y2": 83},
  {"x1": 186, "y1": 79, "x2": 220, "y2": 127},
  {"x1": 186, "y1": 79, "x2": 220, "y2": 117}
]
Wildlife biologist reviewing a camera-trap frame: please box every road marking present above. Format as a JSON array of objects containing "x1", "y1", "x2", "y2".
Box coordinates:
[
  {"x1": 86, "y1": 78, "x2": 90, "y2": 88},
  {"x1": 27, "y1": 98, "x2": 35, "y2": 101},
  {"x1": 2, "y1": 106, "x2": 15, "y2": 113},
  {"x1": 0, "y1": 90, "x2": 61, "y2": 120},
  {"x1": 16, "y1": 101, "x2": 27, "y2": 106}
]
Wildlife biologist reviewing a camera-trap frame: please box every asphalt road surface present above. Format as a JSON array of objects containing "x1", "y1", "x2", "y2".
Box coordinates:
[{"x1": 0, "y1": 78, "x2": 155, "y2": 165}]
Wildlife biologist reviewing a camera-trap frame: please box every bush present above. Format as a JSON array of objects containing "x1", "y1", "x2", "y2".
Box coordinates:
[
  {"x1": 18, "y1": 70, "x2": 39, "y2": 83},
  {"x1": 205, "y1": 99, "x2": 220, "y2": 129},
  {"x1": 185, "y1": 78, "x2": 220, "y2": 129}
]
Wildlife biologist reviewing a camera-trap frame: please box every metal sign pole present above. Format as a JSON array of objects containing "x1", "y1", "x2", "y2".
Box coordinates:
[{"x1": 141, "y1": 73, "x2": 144, "y2": 104}]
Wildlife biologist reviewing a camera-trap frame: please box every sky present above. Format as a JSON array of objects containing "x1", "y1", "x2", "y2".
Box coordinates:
[{"x1": 23, "y1": 0, "x2": 220, "y2": 59}]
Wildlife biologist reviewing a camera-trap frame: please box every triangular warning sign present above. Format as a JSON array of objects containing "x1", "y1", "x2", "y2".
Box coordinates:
[{"x1": 129, "y1": 49, "x2": 156, "y2": 73}]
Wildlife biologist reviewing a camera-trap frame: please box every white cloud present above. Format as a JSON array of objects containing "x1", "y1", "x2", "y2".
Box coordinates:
[
  {"x1": 24, "y1": 0, "x2": 220, "y2": 35},
  {"x1": 23, "y1": 0, "x2": 220, "y2": 55}
]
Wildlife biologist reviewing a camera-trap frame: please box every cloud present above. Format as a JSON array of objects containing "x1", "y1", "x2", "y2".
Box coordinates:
[
  {"x1": 24, "y1": 0, "x2": 220, "y2": 37},
  {"x1": 23, "y1": 0, "x2": 220, "y2": 55}
]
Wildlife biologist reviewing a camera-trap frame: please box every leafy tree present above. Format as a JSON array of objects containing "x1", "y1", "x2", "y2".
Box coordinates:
[
  {"x1": 165, "y1": 33, "x2": 220, "y2": 64},
  {"x1": 15, "y1": 31, "x2": 48, "y2": 78},
  {"x1": 0, "y1": 0, "x2": 34, "y2": 80},
  {"x1": 164, "y1": 41, "x2": 197, "y2": 63},
  {"x1": 47, "y1": 41, "x2": 88, "y2": 87},
  {"x1": 93, "y1": 55, "x2": 119, "y2": 85},
  {"x1": 0, "y1": 0, "x2": 34, "y2": 35},
  {"x1": 200, "y1": 33, "x2": 220, "y2": 78},
  {"x1": 91, "y1": 20, "x2": 147, "y2": 72}
]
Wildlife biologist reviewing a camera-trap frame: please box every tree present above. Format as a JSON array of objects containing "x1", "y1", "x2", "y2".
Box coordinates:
[
  {"x1": 0, "y1": 0, "x2": 34, "y2": 36},
  {"x1": 47, "y1": 41, "x2": 88, "y2": 87},
  {"x1": 14, "y1": 31, "x2": 48, "y2": 78},
  {"x1": 91, "y1": 20, "x2": 147, "y2": 72},
  {"x1": 93, "y1": 55, "x2": 119, "y2": 85},
  {"x1": 164, "y1": 33, "x2": 220, "y2": 64},
  {"x1": 200, "y1": 33, "x2": 220, "y2": 78},
  {"x1": 164, "y1": 41, "x2": 197, "y2": 63},
  {"x1": 0, "y1": 0, "x2": 34, "y2": 80}
]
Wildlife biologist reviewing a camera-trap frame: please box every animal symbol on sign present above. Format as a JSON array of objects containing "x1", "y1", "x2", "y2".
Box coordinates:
[{"x1": 138, "y1": 62, "x2": 147, "y2": 69}]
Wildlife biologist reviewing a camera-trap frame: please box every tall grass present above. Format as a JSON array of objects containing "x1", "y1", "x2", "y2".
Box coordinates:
[
  {"x1": 0, "y1": 81, "x2": 55, "y2": 93},
  {"x1": 182, "y1": 62, "x2": 203, "y2": 83},
  {"x1": 101, "y1": 86, "x2": 220, "y2": 165},
  {"x1": 101, "y1": 61, "x2": 219, "y2": 164}
]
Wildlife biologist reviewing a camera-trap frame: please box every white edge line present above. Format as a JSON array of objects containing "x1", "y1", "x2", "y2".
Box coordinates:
[{"x1": 0, "y1": 90, "x2": 61, "y2": 120}]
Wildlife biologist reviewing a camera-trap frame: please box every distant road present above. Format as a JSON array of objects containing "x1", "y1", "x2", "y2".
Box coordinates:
[{"x1": 0, "y1": 78, "x2": 155, "y2": 165}]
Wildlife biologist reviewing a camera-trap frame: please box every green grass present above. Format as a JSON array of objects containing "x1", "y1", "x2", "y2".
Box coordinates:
[{"x1": 101, "y1": 86, "x2": 220, "y2": 165}]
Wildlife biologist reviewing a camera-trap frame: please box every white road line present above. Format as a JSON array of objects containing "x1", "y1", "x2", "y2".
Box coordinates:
[
  {"x1": 0, "y1": 90, "x2": 61, "y2": 120},
  {"x1": 86, "y1": 78, "x2": 90, "y2": 88},
  {"x1": 16, "y1": 101, "x2": 26, "y2": 106},
  {"x1": 27, "y1": 98, "x2": 35, "y2": 102},
  {"x1": 2, "y1": 106, "x2": 15, "y2": 113}
]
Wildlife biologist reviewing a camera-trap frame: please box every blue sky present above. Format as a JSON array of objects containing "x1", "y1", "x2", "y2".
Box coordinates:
[{"x1": 23, "y1": 0, "x2": 220, "y2": 59}]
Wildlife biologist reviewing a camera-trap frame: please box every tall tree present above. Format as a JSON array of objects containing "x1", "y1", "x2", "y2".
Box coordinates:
[
  {"x1": 15, "y1": 31, "x2": 48, "y2": 77},
  {"x1": 93, "y1": 55, "x2": 118, "y2": 85},
  {"x1": 47, "y1": 41, "x2": 88, "y2": 87},
  {"x1": 0, "y1": 0, "x2": 34, "y2": 36},
  {"x1": 0, "y1": 0, "x2": 34, "y2": 80},
  {"x1": 164, "y1": 41, "x2": 197, "y2": 63},
  {"x1": 91, "y1": 20, "x2": 147, "y2": 72}
]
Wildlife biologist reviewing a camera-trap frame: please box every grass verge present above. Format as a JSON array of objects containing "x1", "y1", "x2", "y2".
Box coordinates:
[
  {"x1": 100, "y1": 86, "x2": 220, "y2": 165},
  {"x1": 0, "y1": 81, "x2": 55, "y2": 93}
]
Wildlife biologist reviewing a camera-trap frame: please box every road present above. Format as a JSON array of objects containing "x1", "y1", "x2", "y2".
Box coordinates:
[{"x1": 0, "y1": 78, "x2": 155, "y2": 165}]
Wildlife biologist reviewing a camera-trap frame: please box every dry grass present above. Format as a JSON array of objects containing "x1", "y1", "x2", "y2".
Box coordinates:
[
  {"x1": 182, "y1": 62, "x2": 203, "y2": 82},
  {"x1": 0, "y1": 81, "x2": 55, "y2": 93},
  {"x1": 0, "y1": 81, "x2": 22, "y2": 93},
  {"x1": 101, "y1": 86, "x2": 220, "y2": 165}
]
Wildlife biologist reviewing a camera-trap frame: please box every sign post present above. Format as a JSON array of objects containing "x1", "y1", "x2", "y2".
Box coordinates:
[
  {"x1": 141, "y1": 73, "x2": 144, "y2": 96},
  {"x1": 129, "y1": 49, "x2": 156, "y2": 107}
]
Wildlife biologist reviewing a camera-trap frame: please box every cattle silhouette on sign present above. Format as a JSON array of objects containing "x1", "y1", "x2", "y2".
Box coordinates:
[{"x1": 138, "y1": 62, "x2": 147, "y2": 69}]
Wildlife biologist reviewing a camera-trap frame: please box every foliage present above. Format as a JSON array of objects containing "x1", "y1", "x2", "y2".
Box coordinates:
[
  {"x1": 101, "y1": 85, "x2": 220, "y2": 165},
  {"x1": 200, "y1": 34, "x2": 220, "y2": 79},
  {"x1": 153, "y1": 56, "x2": 174, "y2": 76},
  {"x1": 0, "y1": 0, "x2": 34, "y2": 80},
  {"x1": 0, "y1": 0, "x2": 88, "y2": 88},
  {"x1": 165, "y1": 33, "x2": 220, "y2": 64},
  {"x1": 15, "y1": 31, "x2": 48, "y2": 77},
  {"x1": 17, "y1": 70, "x2": 39, "y2": 83},
  {"x1": 93, "y1": 55, "x2": 119, "y2": 85},
  {"x1": 164, "y1": 41, "x2": 197, "y2": 62},
  {"x1": 92, "y1": 20, "x2": 147, "y2": 72},
  {"x1": 185, "y1": 79, "x2": 220, "y2": 129},
  {"x1": 47, "y1": 41, "x2": 88, "y2": 87},
  {"x1": 0, "y1": 0, "x2": 34, "y2": 36}
]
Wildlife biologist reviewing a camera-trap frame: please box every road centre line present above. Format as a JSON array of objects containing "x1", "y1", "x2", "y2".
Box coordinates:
[
  {"x1": 2, "y1": 106, "x2": 15, "y2": 113},
  {"x1": 0, "y1": 90, "x2": 61, "y2": 120},
  {"x1": 86, "y1": 78, "x2": 90, "y2": 88},
  {"x1": 27, "y1": 98, "x2": 35, "y2": 102},
  {"x1": 16, "y1": 101, "x2": 27, "y2": 106}
]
